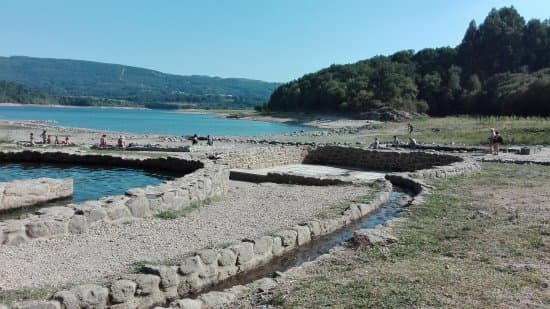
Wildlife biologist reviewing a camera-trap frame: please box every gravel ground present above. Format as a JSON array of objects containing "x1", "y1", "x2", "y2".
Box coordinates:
[{"x1": 0, "y1": 181, "x2": 370, "y2": 291}]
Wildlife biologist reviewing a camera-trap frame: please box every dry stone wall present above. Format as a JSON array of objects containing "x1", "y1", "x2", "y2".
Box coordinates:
[
  {"x1": 0, "y1": 151, "x2": 229, "y2": 246},
  {"x1": 304, "y1": 146, "x2": 462, "y2": 172},
  {"x1": 222, "y1": 146, "x2": 310, "y2": 169},
  {"x1": 0, "y1": 178, "x2": 73, "y2": 211}
]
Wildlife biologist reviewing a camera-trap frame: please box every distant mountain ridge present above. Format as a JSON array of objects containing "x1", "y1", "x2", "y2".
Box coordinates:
[{"x1": 0, "y1": 56, "x2": 280, "y2": 108}]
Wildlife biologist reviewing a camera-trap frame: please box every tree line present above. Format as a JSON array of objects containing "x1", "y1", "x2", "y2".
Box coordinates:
[{"x1": 266, "y1": 7, "x2": 550, "y2": 117}]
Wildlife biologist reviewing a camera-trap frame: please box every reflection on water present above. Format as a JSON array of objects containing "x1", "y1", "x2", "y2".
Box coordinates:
[{"x1": 0, "y1": 163, "x2": 176, "y2": 213}]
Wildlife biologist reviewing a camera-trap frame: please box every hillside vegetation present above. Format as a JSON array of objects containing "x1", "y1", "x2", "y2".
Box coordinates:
[
  {"x1": 0, "y1": 56, "x2": 279, "y2": 108},
  {"x1": 267, "y1": 7, "x2": 550, "y2": 117}
]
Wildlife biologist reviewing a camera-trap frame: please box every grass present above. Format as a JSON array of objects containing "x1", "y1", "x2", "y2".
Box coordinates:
[
  {"x1": 153, "y1": 197, "x2": 217, "y2": 220},
  {"x1": 265, "y1": 163, "x2": 550, "y2": 308},
  {"x1": 249, "y1": 115, "x2": 550, "y2": 146}
]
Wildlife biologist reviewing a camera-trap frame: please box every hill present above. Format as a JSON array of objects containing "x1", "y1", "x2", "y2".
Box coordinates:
[
  {"x1": 266, "y1": 7, "x2": 550, "y2": 117},
  {"x1": 0, "y1": 56, "x2": 280, "y2": 108}
]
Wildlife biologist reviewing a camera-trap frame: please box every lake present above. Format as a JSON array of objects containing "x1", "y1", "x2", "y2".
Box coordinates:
[{"x1": 0, "y1": 105, "x2": 309, "y2": 136}]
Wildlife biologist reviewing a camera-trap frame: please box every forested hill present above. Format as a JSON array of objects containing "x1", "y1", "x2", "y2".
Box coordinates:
[
  {"x1": 0, "y1": 56, "x2": 280, "y2": 108},
  {"x1": 267, "y1": 7, "x2": 550, "y2": 117}
]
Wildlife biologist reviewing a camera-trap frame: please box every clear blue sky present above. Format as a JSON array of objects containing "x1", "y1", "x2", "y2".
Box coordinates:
[{"x1": 0, "y1": 1, "x2": 548, "y2": 82}]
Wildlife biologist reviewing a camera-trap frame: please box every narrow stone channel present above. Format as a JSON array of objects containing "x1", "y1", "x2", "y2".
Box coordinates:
[{"x1": 185, "y1": 189, "x2": 411, "y2": 299}]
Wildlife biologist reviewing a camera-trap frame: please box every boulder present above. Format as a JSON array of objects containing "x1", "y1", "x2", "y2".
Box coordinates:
[
  {"x1": 217, "y1": 248, "x2": 237, "y2": 267},
  {"x1": 52, "y1": 290, "x2": 79, "y2": 309},
  {"x1": 11, "y1": 301, "x2": 60, "y2": 309},
  {"x1": 199, "y1": 291, "x2": 236, "y2": 307},
  {"x1": 110, "y1": 280, "x2": 136, "y2": 304},
  {"x1": 67, "y1": 215, "x2": 88, "y2": 234},
  {"x1": 71, "y1": 284, "x2": 109, "y2": 309},
  {"x1": 169, "y1": 299, "x2": 203, "y2": 309},
  {"x1": 125, "y1": 196, "x2": 151, "y2": 218}
]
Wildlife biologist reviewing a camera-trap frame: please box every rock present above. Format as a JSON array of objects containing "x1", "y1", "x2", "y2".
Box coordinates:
[
  {"x1": 197, "y1": 249, "x2": 218, "y2": 265},
  {"x1": 25, "y1": 219, "x2": 67, "y2": 238},
  {"x1": 169, "y1": 299, "x2": 204, "y2": 309},
  {"x1": 75, "y1": 203, "x2": 107, "y2": 225},
  {"x1": 229, "y1": 242, "x2": 254, "y2": 265},
  {"x1": 249, "y1": 278, "x2": 278, "y2": 292},
  {"x1": 130, "y1": 274, "x2": 161, "y2": 296},
  {"x1": 125, "y1": 196, "x2": 151, "y2": 218},
  {"x1": 52, "y1": 290, "x2": 79, "y2": 309},
  {"x1": 67, "y1": 215, "x2": 88, "y2": 234},
  {"x1": 274, "y1": 230, "x2": 298, "y2": 247},
  {"x1": 305, "y1": 220, "x2": 322, "y2": 237},
  {"x1": 110, "y1": 280, "x2": 136, "y2": 304},
  {"x1": 0, "y1": 178, "x2": 73, "y2": 211},
  {"x1": 179, "y1": 256, "x2": 203, "y2": 275},
  {"x1": 11, "y1": 301, "x2": 61, "y2": 309},
  {"x1": 292, "y1": 225, "x2": 311, "y2": 246},
  {"x1": 71, "y1": 284, "x2": 109, "y2": 309},
  {"x1": 142, "y1": 265, "x2": 178, "y2": 289},
  {"x1": 35, "y1": 206, "x2": 75, "y2": 218},
  {"x1": 106, "y1": 204, "x2": 132, "y2": 221},
  {"x1": 217, "y1": 248, "x2": 237, "y2": 267},
  {"x1": 252, "y1": 236, "x2": 273, "y2": 256},
  {"x1": 353, "y1": 228, "x2": 398, "y2": 246},
  {"x1": 271, "y1": 236, "x2": 284, "y2": 255},
  {"x1": 199, "y1": 291, "x2": 236, "y2": 307}
]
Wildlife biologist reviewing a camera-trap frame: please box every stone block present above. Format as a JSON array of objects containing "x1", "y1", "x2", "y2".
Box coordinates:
[
  {"x1": 228, "y1": 242, "x2": 254, "y2": 265},
  {"x1": 274, "y1": 230, "x2": 297, "y2": 248},
  {"x1": 52, "y1": 290, "x2": 79, "y2": 309},
  {"x1": 68, "y1": 215, "x2": 88, "y2": 234},
  {"x1": 353, "y1": 228, "x2": 398, "y2": 246},
  {"x1": 25, "y1": 219, "x2": 67, "y2": 238},
  {"x1": 110, "y1": 280, "x2": 136, "y2": 304},
  {"x1": 292, "y1": 225, "x2": 311, "y2": 246},
  {"x1": 217, "y1": 248, "x2": 237, "y2": 267},
  {"x1": 179, "y1": 256, "x2": 203, "y2": 276},
  {"x1": 252, "y1": 236, "x2": 273, "y2": 256},
  {"x1": 271, "y1": 236, "x2": 284, "y2": 255},
  {"x1": 217, "y1": 265, "x2": 238, "y2": 280},
  {"x1": 125, "y1": 196, "x2": 151, "y2": 218},
  {"x1": 71, "y1": 284, "x2": 109, "y2": 309},
  {"x1": 131, "y1": 274, "x2": 161, "y2": 296},
  {"x1": 197, "y1": 249, "x2": 218, "y2": 265},
  {"x1": 305, "y1": 220, "x2": 322, "y2": 237},
  {"x1": 142, "y1": 265, "x2": 178, "y2": 289},
  {"x1": 249, "y1": 277, "x2": 278, "y2": 292},
  {"x1": 106, "y1": 205, "x2": 132, "y2": 221}
]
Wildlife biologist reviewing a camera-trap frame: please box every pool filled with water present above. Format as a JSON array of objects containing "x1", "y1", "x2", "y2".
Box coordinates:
[{"x1": 0, "y1": 163, "x2": 176, "y2": 203}]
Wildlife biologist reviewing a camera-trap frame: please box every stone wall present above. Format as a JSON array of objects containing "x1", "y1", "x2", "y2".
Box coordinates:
[
  {"x1": 222, "y1": 146, "x2": 310, "y2": 169},
  {"x1": 304, "y1": 146, "x2": 462, "y2": 172},
  {"x1": 0, "y1": 151, "x2": 229, "y2": 246},
  {"x1": 0, "y1": 178, "x2": 73, "y2": 211}
]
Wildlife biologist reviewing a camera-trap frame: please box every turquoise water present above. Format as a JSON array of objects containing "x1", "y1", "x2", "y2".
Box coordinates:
[
  {"x1": 0, "y1": 163, "x2": 175, "y2": 203},
  {"x1": 0, "y1": 105, "x2": 309, "y2": 136}
]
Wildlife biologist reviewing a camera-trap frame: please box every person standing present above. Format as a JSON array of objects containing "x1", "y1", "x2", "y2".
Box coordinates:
[
  {"x1": 40, "y1": 130, "x2": 47, "y2": 144},
  {"x1": 488, "y1": 128, "x2": 496, "y2": 154},
  {"x1": 29, "y1": 132, "x2": 35, "y2": 146},
  {"x1": 207, "y1": 135, "x2": 214, "y2": 146},
  {"x1": 99, "y1": 134, "x2": 107, "y2": 149},
  {"x1": 407, "y1": 122, "x2": 414, "y2": 135}
]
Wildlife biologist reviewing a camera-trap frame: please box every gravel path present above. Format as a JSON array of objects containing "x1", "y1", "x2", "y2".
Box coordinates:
[{"x1": 0, "y1": 181, "x2": 370, "y2": 291}]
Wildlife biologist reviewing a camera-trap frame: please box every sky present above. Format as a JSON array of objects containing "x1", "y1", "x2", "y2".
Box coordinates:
[{"x1": 0, "y1": 1, "x2": 548, "y2": 82}]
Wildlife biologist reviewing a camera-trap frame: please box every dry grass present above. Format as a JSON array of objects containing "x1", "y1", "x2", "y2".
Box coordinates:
[{"x1": 252, "y1": 163, "x2": 550, "y2": 308}]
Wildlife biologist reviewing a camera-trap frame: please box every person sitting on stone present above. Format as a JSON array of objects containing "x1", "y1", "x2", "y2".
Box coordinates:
[
  {"x1": 117, "y1": 135, "x2": 126, "y2": 149},
  {"x1": 409, "y1": 137, "x2": 418, "y2": 150},
  {"x1": 64, "y1": 136, "x2": 72, "y2": 145},
  {"x1": 99, "y1": 134, "x2": 107, "y2": 149},
  {"x1": 369, "y1": 137, "x2": 380, "y2": 149},
  {"x1": 392, "y1": 135, "x2": 400, "y2": 147},
  {"x1": 54, "y1": 136, "x2": 60, "y2": 145},
  {"x1": 40, "y1": 130, "x2": 47, "y2": 144},
  {"x1": 191, "y1": 134, "x2": 199, "y2": 145},
  {"x1": 46, "y1": 135, "x2": 52, "y2": 144}
]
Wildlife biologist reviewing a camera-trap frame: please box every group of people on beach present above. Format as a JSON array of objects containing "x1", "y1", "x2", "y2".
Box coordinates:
[
  {"x1": 369, "y1": 122, "x2": 417, "y2": 150},
  {"x1": 97, "y1": 134, "x2": 126, "y2": 149},
  {"x1": 29, "y1": 130, "x2": 72, "y2": 146}
]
